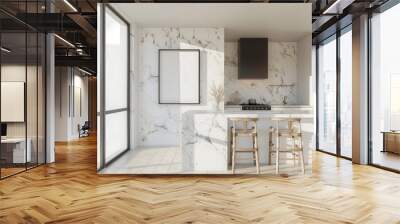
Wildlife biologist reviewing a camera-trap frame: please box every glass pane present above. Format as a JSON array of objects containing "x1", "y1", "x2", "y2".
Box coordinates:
[
  {"x1": 38, "y1": 33, "x2": 46, "y2": 164},
  {"x1": 371, "y1": 4, "x2": 400, "y2": 171},
  {"x1": 105, "y1": 111, "x2": 128, "y2": 163},
  {"x1": 318, "y1": 37, "x2": 337, "y2": 154},
  {"x1": 27, "y1": 32, "x2": 38, "y2": 168},
  {"x1": 340, "y1": 29, "x2": 352, "y2": 158},
  {"x1": 1, "y1": 32, "x2": 27, "y2": 178},
  {"x1": 105, "y1": 7, "x2": 128, "y2": 111}
]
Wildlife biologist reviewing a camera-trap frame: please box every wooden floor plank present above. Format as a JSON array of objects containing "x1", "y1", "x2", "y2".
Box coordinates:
[{"x1": 1, "y1": 134, "x2": 400, "y2": 223}]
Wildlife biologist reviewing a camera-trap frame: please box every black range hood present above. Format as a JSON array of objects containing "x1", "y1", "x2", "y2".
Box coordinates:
[{"x1": 238, "y1": 38, "x2": 268, "y2": 79}]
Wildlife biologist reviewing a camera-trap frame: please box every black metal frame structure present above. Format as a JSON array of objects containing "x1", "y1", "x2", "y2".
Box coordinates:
[
  {"x1": 158, "y1": 49, "x2": 201, "y2": 105},
  {"x1": 315, "y1": 24, "x2": 353, "y2": 161},
  {"x1": 367, "y1": 0, "x2": 400, "y2": 173},
  {"x1": 98, "y1": 3, "x2": 130, "y2": 170},
  {"x1": 0, "y1": 1, "x2": 47, "y2": 180}
]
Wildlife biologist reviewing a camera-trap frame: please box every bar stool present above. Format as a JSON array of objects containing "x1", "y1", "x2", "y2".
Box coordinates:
[
  {"x1": 268, "y1": 117, "x2": 305, "y2": 174},
  {"x1": 230, "y1": 118, "x2": 260, "y2": 174}
]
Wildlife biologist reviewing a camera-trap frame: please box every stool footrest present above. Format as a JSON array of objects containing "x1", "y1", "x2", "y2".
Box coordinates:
[{"x1": 235, "y1": 148, "x2": 258, "y2": 152}]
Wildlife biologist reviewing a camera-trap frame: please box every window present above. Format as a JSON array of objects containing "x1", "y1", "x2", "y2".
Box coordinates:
[
  {"x1": 98, "y1": 5, "x2": 130, "y2": 168},
  {"x1": 0, "y1": 4, "x2": 46, "y2": 179},
  {"x1": 317, "y1": 36, "x2": 337, "y2": 154},
  {"x1": 317, "y1": 26, "x2": 353, "y2": 159},
  {"x1": 370, "y1": 3, "x2": 400, "y2": 171},
  {"x1": 339, "y1": 27, "x2": 352, "y2": 158}
]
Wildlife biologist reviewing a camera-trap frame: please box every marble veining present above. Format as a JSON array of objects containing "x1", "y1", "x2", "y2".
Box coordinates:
[
  {"x1": 224, "y1": 42, "x2": 297, "y2": 105},
  {"x1": 130, "y1": 28, "x2": 313, "y2": 173},
  {"x1": 138, "y1": 28, "x2": 224, "y2": 147},
  {"x1": 182, "y1": 112, "x2": 228, "y2": 171}
]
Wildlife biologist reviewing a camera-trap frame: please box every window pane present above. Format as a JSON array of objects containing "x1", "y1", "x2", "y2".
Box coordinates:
[
  {"x1": 1, "y1": 32, "x2": 27, "y2": 178},
  {"x1": 105, "y1": 8, "x2": 128, "y2": 111},
  {"x1": 318, "y1": 37, "x2": 337, "y2": 154},
  {"x1": 340, "y1": 29, "x2": 352, "y2": 158},
  {"x1": 371, "y1": 4, "x2": 400, "y2": 171},
  {"x1": 27, "y1": 31, "x2": 38, "y2": 168},
  {"x1": 105, "y1": 111, "x2": 128, "y2": 163},
  {"x1": 38, "y1": 33, "x2": 46, "y2": 165}
]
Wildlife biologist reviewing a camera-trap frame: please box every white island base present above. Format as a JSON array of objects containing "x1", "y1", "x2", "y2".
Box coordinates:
[
  {"x1": 181, "y1": 110, "x2": 314, "y2": 174},
  {"x1": 101, "y1": 108, "x2": 314, "y2": 175}
]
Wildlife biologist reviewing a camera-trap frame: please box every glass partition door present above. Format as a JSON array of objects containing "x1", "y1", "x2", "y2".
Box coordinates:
[
  {"x1": 98, "y1": 4, "x2": 130, "y2": 169},
  {"x1": 0, "y1": 31, "x2": 27, "y2": 178},
  {"x1": 0, "y1": 10, "x2": 46, "y2": 179}
]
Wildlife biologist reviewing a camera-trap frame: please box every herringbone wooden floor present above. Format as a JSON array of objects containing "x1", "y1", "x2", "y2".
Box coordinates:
[{"x1": 1, "y1": 135, "x2": 400, "y2": 224}]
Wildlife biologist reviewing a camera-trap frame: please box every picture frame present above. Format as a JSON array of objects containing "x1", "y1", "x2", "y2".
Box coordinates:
[{"x1": 158, "y1": 49, "x2": 200, "y2": 104}]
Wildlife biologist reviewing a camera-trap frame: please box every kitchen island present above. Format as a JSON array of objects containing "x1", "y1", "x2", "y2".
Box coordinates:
[{"x1": 181, "y1": 106, "x2": 314, "y2": 174}]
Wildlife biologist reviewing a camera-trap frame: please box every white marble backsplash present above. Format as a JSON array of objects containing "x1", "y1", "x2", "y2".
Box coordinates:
[
  {"x1": 138, "y1": 28, "x2": 224, "y2": 147},
  {"x1": 224, "y1": 42, "x2": 297, "y2": 105}
]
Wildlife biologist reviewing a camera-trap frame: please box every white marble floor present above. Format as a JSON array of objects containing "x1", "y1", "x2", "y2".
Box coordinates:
[
  {"x1": 101, "y1": 147, "x2": 182, "y2": 174},
  {"x1": 100, "y1": 146, "x2": 309, "y2": 175}
]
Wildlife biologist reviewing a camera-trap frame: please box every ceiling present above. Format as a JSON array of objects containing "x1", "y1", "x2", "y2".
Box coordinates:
[
  {"x1": 111, "y1": 3, "x2": 312, "y2": 41},
  {"x1": 0, "y1": 0, "x2": 97, "y2": 74}
]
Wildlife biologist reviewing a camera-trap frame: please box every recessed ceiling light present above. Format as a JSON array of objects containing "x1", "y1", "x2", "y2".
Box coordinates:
[
  {"x1": 322, "y1": 0, "x2": 354, "y2": 15},
  {"x1": 78, "y1": 67, "x2": 93, "y2": 76},
  {"x1": 63, "y1": 0, "x2": 78, "y2": 12},
  {"x1": 54, "y1": 34, "x2": 75, "y2": 48},
  {"x1": 1, "y1": 47, "x2": 11, "y2": 53}
]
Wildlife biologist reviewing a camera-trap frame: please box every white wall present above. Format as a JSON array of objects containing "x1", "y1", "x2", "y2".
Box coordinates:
[
  {"x1": 1, "y1": 63, "x2": 46, "y2": 163},
  {"x1": 136, "y1": 27, "x2": 224, "y2": 147},
  {"x1": 224, "y1": 41, "x2": 298, "y2": 105},
  {"x1": 130, "y1": 23, "x2": 140, "y2": 150},
  {"x1": 1, "y1": 65, "x2": 39, "y2": 137},
  {"x1": 72, "y1": 73, "x2": 89, "y2": 137},
  {"x1": 1, "y1": 66, "x2": 27, "y2": 141},
  {"x1": 296, "y1": 35, "x2": 313, "y2": 105},
  {"x1": 55, "y1": 67, "x2": 89, "y2": 141},
  {"x1": 55, "y1": 67, "x2": 70, "y2": 141}
]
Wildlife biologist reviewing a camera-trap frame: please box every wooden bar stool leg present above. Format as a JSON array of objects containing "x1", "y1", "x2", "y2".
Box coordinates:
[
  {"x1": 268, "y1": 152, "x2": 271, "y2": 165},
  {"x1": 232, "y1": 134, "x2": 236, "y2": 174},
  {"x1": 268, "y1": 128, "x2": 273, "y2": 165},
  {"x1": 254, "y1": 133, "x2": 260, "y2": 174},
  {"x1": 232, "y1": 150, "x2": 236, "y2": 174},
  {"x1": 300, "y1": 151, "x2": 305, "y2": 174},
  {"x1": 252, "y1": 134, "x2": 256, "y2": 166},
  {"x1": 292, "y1": 137, "x2": 296, "y2": 167},
  {"x1": 255, "y1": 149, "x2": 260, "y2": 174},
  {"x1": 299, "y1": 120, "x2": 305, "y2": 174},
  {"x1": 275, "y1": 121, "x2": 280, "y2": 174},
  {"x1": 275, "y1": 148, "x2": 279, "y2": 174}
]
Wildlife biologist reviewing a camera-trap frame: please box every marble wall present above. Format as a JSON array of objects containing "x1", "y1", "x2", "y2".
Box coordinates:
[
  {"x1": 181, "y1": 112, "x2": 228, "y2": 172},
  {"x1": 224, "y1": 42, "x2": 298, "y2": 105},
  {"x1": 137, "y1": 28, "x2": 224, "y2": 147}
]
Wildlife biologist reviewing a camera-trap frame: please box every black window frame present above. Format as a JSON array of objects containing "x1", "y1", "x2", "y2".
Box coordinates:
[
  {"x1": 367, "y1": 0, "x2": 400, "y2": 173},
  {"x1": 98, "y1": 3, "x2": 131, "y2": 170},
  {"x1": 315, "y1": 24, "x2": 353, "y2": 161}
]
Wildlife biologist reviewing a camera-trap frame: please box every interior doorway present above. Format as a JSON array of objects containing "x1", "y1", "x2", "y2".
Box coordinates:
[{"x1": 54, "y1": 66, "x2": 96, "y2": 153}]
